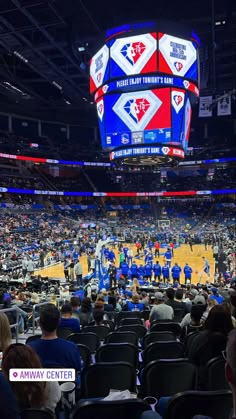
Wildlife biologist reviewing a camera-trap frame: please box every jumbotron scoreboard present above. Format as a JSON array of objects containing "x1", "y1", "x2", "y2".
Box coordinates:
[{"x1": 90, "y1": 22, "x2": 200, "y2": 165}]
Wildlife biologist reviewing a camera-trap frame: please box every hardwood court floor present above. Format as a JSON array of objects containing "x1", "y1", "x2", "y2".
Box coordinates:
[{"x1": 36, "y1": 244, "x2": 215, "y2": 285}]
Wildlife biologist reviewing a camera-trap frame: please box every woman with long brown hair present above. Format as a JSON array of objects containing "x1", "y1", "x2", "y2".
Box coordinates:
[
  {"x1": 0, "y1": 312, "x2": 12, "y2": 366},
  {"x1": 2, "y1": 343, "x2": 61, "y2": 412}
]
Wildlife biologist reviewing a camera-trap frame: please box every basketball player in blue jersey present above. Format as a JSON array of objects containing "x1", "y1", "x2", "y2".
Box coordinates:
[{"x1": 162, "y1": 263, "x2": 170, "y2": 282}]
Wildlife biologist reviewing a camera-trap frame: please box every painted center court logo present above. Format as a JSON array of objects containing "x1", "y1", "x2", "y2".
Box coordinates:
[
  {"x1": 174, "y1": 62, "x2": 183, "y2": 72},
  {"x1": 121, "y1": 42, "x2": 146, "y2": 66},
  {"x1": 112, "y1": 91, "x2": 162, "y2": 131},
  {"x1": 124, "y1": 98, "x2": 151, "y2": 123}
]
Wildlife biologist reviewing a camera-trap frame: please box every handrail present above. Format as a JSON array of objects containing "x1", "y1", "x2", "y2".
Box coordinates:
[
  {"x1": 1, "y1": 306, "x2": 20, "y2": 343},
  {"x1": 32, "y1": 301, "x2": 50, "y2": 335}
]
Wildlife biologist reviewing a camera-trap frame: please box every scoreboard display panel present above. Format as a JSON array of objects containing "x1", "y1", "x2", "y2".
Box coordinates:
[
  {"x1": 96, "y1": 88, "x2": 192, "y2": 150},
  {"x1": 90, "y1": 24, "x2": 200, "y2": 158}
]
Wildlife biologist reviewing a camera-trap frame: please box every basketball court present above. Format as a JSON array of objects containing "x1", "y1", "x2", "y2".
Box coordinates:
[{"x1": 36, "y1": 243, "x2": 215, "y2": 285}]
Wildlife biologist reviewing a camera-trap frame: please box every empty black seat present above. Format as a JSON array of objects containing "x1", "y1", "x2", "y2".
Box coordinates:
[
  {"x1": 82, "y1": 325, "x2": 110, "y2": 341},
  {"x1": 96, "y1": 343, "x2": 138, "y2": 367},
  {"x1": 71, "y1": 399, "x2": 151, "y2": 419},
  {"x1": 206, "y1": 356, "x2": 229, "y2": 390},
  {"x1": 77, "y1": 344, "x2": 91, "y2": 368},
  {"x1": 142, "y1": 331, "x2": 176, "y2": 349},
  {"x1": 142, "y1": 341, "x2": 184, "y2": 365},
  {"x1": 105, "y1": 331, "x2": 138, "y2": 346},
  {"x1": 67, "y1": 333, "x2": 99, "y2": 353},
  {"x1": 57, "y1": 327, "x2": 73, "y2": 339},
  {"x1": 165, "y1": 390, "x2": 233, "y2": 419},
  {"x1": 117, "y1": 325, "x2": 147, "y2": 339},
  {"x1": 116, "y1": 311, "x2": 141, "y2": 326},
  {"x1": 119, "y1": 318, "x2": 143, "y2": 326},
  {"x1": 26, "y1": 334, "x2": 41, "y2": 344},
  {"x1": 80, "y1": 362, "x2": 136, "y2": 398},
  {"x1": 150, "y1": 322, "x2": 181, "y2": 336},
  {"x1": 141, "y1": 359, "x2": 197, "y2": 399}
]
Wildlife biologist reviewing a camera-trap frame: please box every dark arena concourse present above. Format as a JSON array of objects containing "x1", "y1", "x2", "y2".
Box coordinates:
[{"x1": 0, "y1": 1, "x2": 236, "y2": 419}]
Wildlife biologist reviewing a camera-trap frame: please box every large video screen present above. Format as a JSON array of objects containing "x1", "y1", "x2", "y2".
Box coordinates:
[
  {"x1": 158, "y1": 33, "x2": 198, "y2": 81},
  {"x1": 110, "y1": 33, "x2": 158, "y2": 79},
  {"x1": 96, "y1": 88, "x2": 192, "y2": 150},
  {"x1": 90, "y1": 44, "x2": 110, "y2": 93}
]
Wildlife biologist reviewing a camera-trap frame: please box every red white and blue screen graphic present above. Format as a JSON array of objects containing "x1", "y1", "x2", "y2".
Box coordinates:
[
  {"x1": 158, "y1": 33, "x2": 198, "y2": 83},
  {"x1": 90, "y1": 44, "x2": 110, "y2": 94},
  {"x1": 96, "y1": 87, "x2": 192, "y2": 151},
  {"x1": 110, "y1": 33, "x2": 157, "y2": 79}
]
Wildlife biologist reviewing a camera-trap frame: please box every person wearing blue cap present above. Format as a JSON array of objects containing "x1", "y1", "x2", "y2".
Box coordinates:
[{"x1": 209, "y1": 287, "x2": 224, "y2": 304}]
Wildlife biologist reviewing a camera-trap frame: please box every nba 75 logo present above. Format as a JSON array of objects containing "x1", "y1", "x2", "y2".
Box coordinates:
[
  {"x1": 173, "y1": 95, "x2": 183, "y2": 106},
  {"x1": 124, "y1": 98, "x2": 150, "y2": 123},
  {"x1": 121, "y1": 41, "x2": 146, "y2": 65},
  {"x1": 174, "y1": 62, "x2": 183, "y2": 72}
]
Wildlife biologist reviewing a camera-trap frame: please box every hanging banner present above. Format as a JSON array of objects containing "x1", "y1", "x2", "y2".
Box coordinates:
[
  {"x1": 217, "y1": 95, "x2": 231, "y2": 116},
  {"x1": 198, "y1": 96, "x2": 212, "y2": 117}
]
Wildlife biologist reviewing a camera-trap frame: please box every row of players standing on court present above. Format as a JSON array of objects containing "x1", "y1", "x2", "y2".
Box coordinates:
[{"x1": 102, "y1": 245, "x2": 194, "y2": 284}]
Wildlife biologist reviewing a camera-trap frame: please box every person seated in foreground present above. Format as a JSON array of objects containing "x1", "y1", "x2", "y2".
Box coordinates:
[
  {"x1": 59, "y1": 303, "x2": 81, "y2": 333},
  {"x1": 2, "y1": 343, "x2": 61, "y2": 413},
  {"x1": 28, "y1": 304, "x2": 81, "y2": 372}
]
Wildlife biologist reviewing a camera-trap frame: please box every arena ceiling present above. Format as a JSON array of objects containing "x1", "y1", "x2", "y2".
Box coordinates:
[{"x1": 0, "y1": 0, "x2": 235, "y2": 124}]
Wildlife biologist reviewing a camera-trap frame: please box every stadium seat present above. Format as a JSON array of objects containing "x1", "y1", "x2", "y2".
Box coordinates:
[
  {"x1": 173, "y1": 308, "x2": 186, "y2": 322},
  {"x1": 80, "y1": 362, "x2": 136, "y2": 398},
  {"x1": 26, "y1": 334, "x2": 41, "y2": 344},
  {"x1": 71, "y1": 399, "x2": 151, "y2": 419},
  {"x1": 82, "y1": 325, "x2": 111, "y2": 341},
  {"x1": 115, "y1": 311, "x2": 141, "y2": 326},
  {"x1": 67, "y1": 333, "x2": 99, "y2": 353},
  {"x1": 165, "y1": 390, "x2": 233, "y2": 419},
  {"x1": 142, "y1": 341, "x2": 184, "y2": 365},
  {"x1": 119, "y1": 318, "x2": 143, "y2": 326},
  {"x1": 150, "y1": 322, "x2": 181, "y2": 336},
  {"x1": 142, "y1": 331, "x2": 176, "y2": 349},
  {"x1": 77, "y1": 344, "x2": 91, "y2": 367},
  {"x1": 57, "y1": 327, "x2": 74, "y2": 339},
  {"x1": 140, "y1": 359, "x2": 197, "y2": 399},
  {"x1": 96, "y1": 343, "x2": 138, "y2": 367},
  {"x1": 104, "y1": 331, "x2": 138, "y2": 346},
  {"x1": 117, "y1": 325, "x2": 147, "y2": 339},
  {"x1": 140, "y1": 311, "x2": 150, "y2": 322},
  {"x1": 21, "y1": 408, "x2": 55, "y2": 418},
  {"x1": 206, "y1": 356, "x2": 229, "y2": 390}
]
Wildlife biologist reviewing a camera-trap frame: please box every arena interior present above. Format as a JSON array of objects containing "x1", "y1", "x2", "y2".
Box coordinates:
[{"x1": 0, "y1": 1, "x2": 236, "y2": 419}]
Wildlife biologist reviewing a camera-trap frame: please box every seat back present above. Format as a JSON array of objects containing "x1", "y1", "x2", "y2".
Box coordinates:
[
  {"x1": 82, "y1": 325, "x2": 111, "y2": 341},
  {"x1": 21, "y1": 409, "x2": 55, "y2": 419},
  {"x1": 26, "y1": 334, "x2": 41, "y2": 344},
  {"x1": 141, "y1": 359, "x2": 197, "y2": 399},
  {"x1": 173, "y1": 308, "x2": 185, "y2": 322},
  {"x1": 67, "y1": 332, "x2": 99, "y2": 353},
  {"x1": 119, "y1": 318, "x2": 143, "y2": 326},
  {"x1": 105, "y1": 331, "x2": 138, "y2": 346},
  {"x1": 57, "y1": 327, "x2": 73, "y2": 339},
  {"x1": 77, "y1": 344, "x2": 91, "y2": 368},
  {"x1": 142, "y1": 341, "x2": 184, "y2": 365},
  {"x1": 140, "y1": 310, "x2": 150, "y2": 321},
  {"x1": 71, "y1": 399, "x2": 151, "y2": 419},
  {"x1": 117, "y1": 325, "x2": 147, "y2": 339},
  {"x1": 166, "y1": 390, "x2": 233, "y2": 419},
  {"x1": 80, "y1": 362, "x2": 136, "y2": 398},
  {"x1": 150, "y1": 322, "x2": 181, "y2": 336},
  {"x1": 115, "y1": 311, "x2": 141, "y2": 326},
  {"x1": 206, "y1": 356, "x2": 229, "y2": 390},
  {"x1": 96, "y1": 343, "x2": 138, "y2": 367},
  {"x1": 142, "y1": 332, "x2": 176, "y2": 349}
]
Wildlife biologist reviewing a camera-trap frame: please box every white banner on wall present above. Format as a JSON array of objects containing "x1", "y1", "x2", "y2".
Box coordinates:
[
  {"x1": 217, "y1": 96, "x2": 231, "y2": 116},
  {"x1": 199, "y1": 96, "x2": 212, "y2": 117}
]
